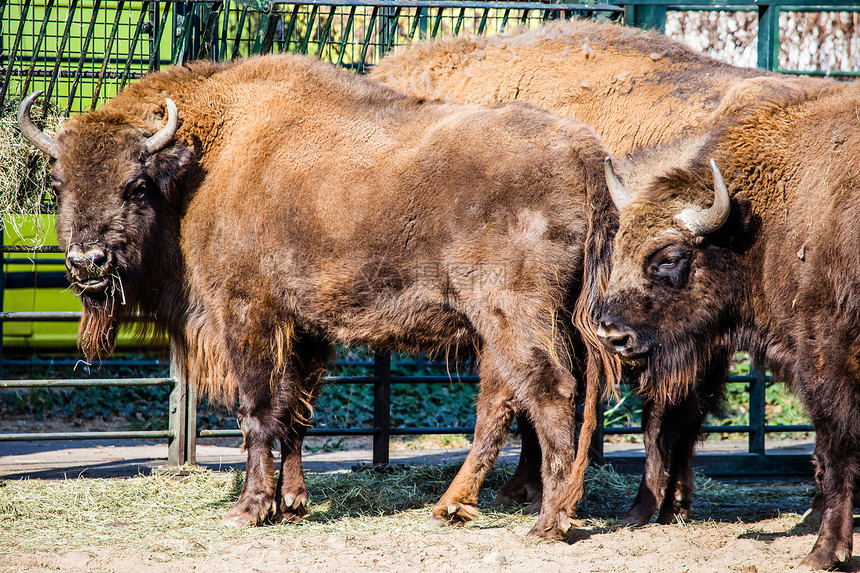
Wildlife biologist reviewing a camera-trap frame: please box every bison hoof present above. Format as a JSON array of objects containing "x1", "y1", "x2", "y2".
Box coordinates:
[
  {"x1": 528, "y1": 510, "x2": 579, "y2": 542},
  {"x1": 273, "y1": 492, "x2": 309, "y2": 523},
  {"x1": 432, "y1": 501, "x2": 481, "y2": 524},
  {"x1": 800, "y1": 543, "x2": 851, "y2": 571},
  {"x1": 221, "y1": 496, "x2": 276, "y2": 527},
  {"x1": 799, "y1": 507, "x2": 823, "y2": 528},
  {"x1": 490, "y1": 492, "x2": 523, "y2": 507},
  {"x1": 656, "y1": 509, "x2": 688, "y2": 525}
]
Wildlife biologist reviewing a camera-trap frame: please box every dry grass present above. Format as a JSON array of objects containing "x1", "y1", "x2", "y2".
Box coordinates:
[
  {"x1": 0, "y1": 96, "x2": 63, "y2": 221},
  {"x1": 0, "y1": 463, "x2": 815, "y2": 559}
]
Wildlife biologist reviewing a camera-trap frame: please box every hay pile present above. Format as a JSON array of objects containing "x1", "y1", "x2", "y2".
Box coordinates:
[{"x1": 0, "y1": 95, "x2": 63, "y2": 218}]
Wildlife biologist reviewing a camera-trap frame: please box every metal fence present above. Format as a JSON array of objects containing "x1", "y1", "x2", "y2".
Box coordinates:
[{"x1": 2, "y1": 0, "x2": 855, "y2": 477}]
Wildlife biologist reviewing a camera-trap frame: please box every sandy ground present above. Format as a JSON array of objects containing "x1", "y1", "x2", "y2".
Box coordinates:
[
  {"x1": 1, "y1": 513, "x2": 854, "y2": 573},
  {"x1": 0, "y1": 422, "x2": 844, "y2": 573}
]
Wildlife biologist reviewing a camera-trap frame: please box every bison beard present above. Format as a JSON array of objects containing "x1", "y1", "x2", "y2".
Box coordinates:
[
  {"x1": 18, "y1": 54, "x2": 620, "y2": 540},
  {"x1": 78, "y1": 297, "x2": 118, "y2": 361}
]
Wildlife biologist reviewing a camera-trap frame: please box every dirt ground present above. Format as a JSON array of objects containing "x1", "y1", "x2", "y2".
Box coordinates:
[
  {"x1": 0, "y1": 423, "x2": 850, "y2": 573},
  {"x1": 1, "y1": 511, "x2": 853, "y2": 573}
]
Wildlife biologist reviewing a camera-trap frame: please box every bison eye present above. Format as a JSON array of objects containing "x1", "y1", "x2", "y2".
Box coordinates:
[
  {"x1": 647, "y1": 244, "x2": 691, "y2": 288},
  {"x1": 124, "y1": 179, "x2": 149, "y2": 201}
]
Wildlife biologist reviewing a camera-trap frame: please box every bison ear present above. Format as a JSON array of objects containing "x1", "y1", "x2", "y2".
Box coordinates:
[
  {"x1": 144, "y1": 143, "x2": 195, "y2": 199},
  {"x1": 710, "y1": 195, "x2": 758, "y2": 253}
]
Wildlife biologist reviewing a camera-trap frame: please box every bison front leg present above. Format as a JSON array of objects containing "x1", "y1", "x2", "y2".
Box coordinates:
[
  {"x1": 496, "y1": 354, "x2": 580, "y2": 540},
  {"x1": 273, "y1": 341, "x2": 328, "y2": 522},
  {"x1": 433, "y1": 356, "x2": 516, "y2": 524},
  {"x1": 800, "y1": 438, "x2": 855, "y2": 570},
  {"x1": 222, "y1": 405, "x2": 280, "y2": 527},
  {"x1": 491, "y1": 414, "x2": 542, "y2": 511},
  {"x1": 221, "y1": 335, "x2": 324, "y2": 527}
]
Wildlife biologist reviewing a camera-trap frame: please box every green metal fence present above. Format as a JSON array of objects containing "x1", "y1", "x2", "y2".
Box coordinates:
[{"x1": 1, "y1": 0, "x2": 854, "y2": 476}]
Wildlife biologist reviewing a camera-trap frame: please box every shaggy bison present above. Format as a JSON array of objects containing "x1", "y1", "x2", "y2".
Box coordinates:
[
  {"x1": 18, "y1": 54, "x2": 616, "y2": 537},
  {"x1": 372, "y1": 18, "x2": 817, "y2": 525},
  {"x1": 597, "y1": 78, "x2": 854, "y2": 569}
]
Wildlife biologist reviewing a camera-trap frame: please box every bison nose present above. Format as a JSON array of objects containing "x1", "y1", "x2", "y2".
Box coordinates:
[
  {"x1": 66, "y1": 245, "x2": 111, "y2": 278},
  {"x1": 596, "y1": 320, "x2": 640, "y2": 356}
]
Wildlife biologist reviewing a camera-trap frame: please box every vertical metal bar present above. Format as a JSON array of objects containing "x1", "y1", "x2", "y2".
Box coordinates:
[
  {"x1": 167, "y1": 341, "x2": 189, "y2": 466},
  {"x1": 317, "y1": 5, "x2": 337, "y2": 58},
  {"x1": 0, "y1": 221, "x2": 5, "y2": 379},
  {"x1": 65, "y1": 0, "x2": 102, "y2": 115},
  {"x1": 748, "y1": 361, "x2": 767, "y2": 456},
  {"x1": 406, "y1": 6, "x2": 422, "y2": 42},
  {"x1": 381, "y1": 6, "x2": 401, "y2": 57},
  {"x1": 519, "y1": 7, "x2": 530, "y2": 25},
  {"x1": 149, "y1": 2, "x2": 172, "y2": 72},
  {"x1": 476, "y1": 8, "x2": 489, "y2": 35},
  {"x1": 0, "y1": 0, "x2": 32, "y2": 109},
  {"x1": 356, "y1": 6, "x2": 378, "y2": 73},
  {"x1": 589, "y1": 397, "x2": 606, "y2": 464},
  {"x1": 119, "y1": 2, "x2": 151, "y2": 90},
  {"x1": 299, "y1": 5, "x2": 318, "y2": 55},
  {"x1": 280, "y1": 3, "x2": 301, "y2": 52},
  {"x1": 430, "y1": 6, "x2": 443, "y2": 38},
  {"x1": 230, "y1": 5, "x2": 248, "y2": 59},
  {"x1": 625, "y1": 4, "x2": 666, "y2": 33},
  {"x1": 197, "y1": 1, "x2": 224, "y2": 60},
  {"x1": 173, "y1": 1, "x2": 196, "y2": 65},
  {"x1": 218, "y1": 0, "x2": 232, "y2": 59},
  {"x1": 372, "y1": 350, "x2": 391, "y2": 465},
  {"x1": 453, "y1": 6, "x2": 464, "y2": 35},
  {"x1": 500, "y1": 8, "x2": 510, "y2": 32},
  {"x1": 43, "y1": 0, "x2": 77, "y2": 115},
  {"x1": 22, "y1": 0, "x2": 55, "y2": 98},
  {"x1": 757, "y1": 3, "x2": 778, "y2": 71},
  {"x1": 335, "y1": 5, "x2": 356, "y2": 67},
  {"x1": 90, "y1": 0, "x2": 126, "y2": 111}
]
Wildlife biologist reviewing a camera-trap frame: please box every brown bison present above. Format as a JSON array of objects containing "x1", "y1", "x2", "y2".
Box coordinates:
[
  {"x1": 597, "y1": 78, "x2": 854, "y2": 569},
  {"x1": 372, "y1": 18, "x2": 816, "y2": 525},
  {"x1": 18, "y1": 54, "x2": 616, "y2": 538}
]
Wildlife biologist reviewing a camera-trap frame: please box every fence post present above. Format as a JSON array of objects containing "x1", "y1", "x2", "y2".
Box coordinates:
[
  {"x1": 748, "y1": 360, "x2": 767, "y2": 456},
  {"x1": 167, "y1": 339, "x2": 196, "y2": 465},
  {"x1": 373, "y1": 350, "x2": 391, "y2": 464},
  {"x1": 757, "y1": 3, "x2": 779, "y2": 71},
  {"x1": 624, "y1": 4, "x2": 667, "y2": 33}
]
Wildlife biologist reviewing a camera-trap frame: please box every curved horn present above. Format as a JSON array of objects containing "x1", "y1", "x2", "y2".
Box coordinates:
[
  {"x1": 604, "y1": 157, "x2": 633, "y2": 210},
  {"x1": 677, "y1": 158, "x2": 731, "y2": 235},
  {"x1": 144, "y1": 98, "x2": 179, "y2": 154},
  {"x1": 17, "y1": 91, "x2": 59, "y2": 159}
]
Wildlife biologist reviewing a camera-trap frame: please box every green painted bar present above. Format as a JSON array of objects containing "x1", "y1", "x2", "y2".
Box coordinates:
[
  {"x1": 0, "y1": 430, "x2": 174, "y2": 441},
  {"x1": 757, "y1": 2, "x2": 778, "y2": 70},
  {"x1": 335, "y1": 5, "x2": 356, "y2": 66},
  {"x1": 356, "y1": 5, "x2": 378, "y2": 72},
  {"x1": 90, "y1": 0, "x2": 126, "y2": 110},
  {"x1": 299, "y1": 4, "x2": 320, "y2": 54},
  {"x1": 317, "y1": 5, "x2": 338, "y2": 57},
  {"x1": 1, "y1": 378, "x2": 175, "y2": 388},
  {"x1": 148, "y1": 1, "x2": 173, "y2": 72},
  {"x1": 65, "y1": 0, "x2": 102, "y2": 115},
  {"x1": 281, "y1": 3, "x2": 302, "y2": 52},
  {"x1": 0, "y1": 0, "x2": 32, "y2": 106},
  {"x1": 119, "y1": 1, "x2": 150, "y2": 89},
  {"x1": 230, "y1": 5, "x2": 249, "y2": 59},
  {"x1": 21, "y1": 0, "x2": 54, "y2": 97}
]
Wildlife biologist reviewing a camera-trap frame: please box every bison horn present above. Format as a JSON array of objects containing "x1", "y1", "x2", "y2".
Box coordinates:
[
  {"x1": 604, "y1": 157, "x2": 633, "y2": 210},
  {"x1": 144, "y1": 98, "x2": 179, "y2": 154},
  {"x1": 17, "y1": 91, "x2": 60, "y2": 159},
  {"x1": 676, "y1": 158, "x2": 731, "y2": 235}
]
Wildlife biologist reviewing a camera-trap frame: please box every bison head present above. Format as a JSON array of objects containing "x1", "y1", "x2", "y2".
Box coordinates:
[
  {"x1": 18, "y1": 91, "x2": 194, "y2": 359},
  {"x1": 596, "y1": 157, "x2": 755, "y2": 402}
]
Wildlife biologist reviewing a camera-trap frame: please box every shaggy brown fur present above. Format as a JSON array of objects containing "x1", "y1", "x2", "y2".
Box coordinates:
[
  {"x1": 28, "y1": 54, "x2": 617, "y2": 539},
  {"x1": 370, "y1": 18, "x2": 770, "y2": 155},
  {"x1": 370, "y1": 17, "x2": 822, "y2": 526},
  {"x1": 599, "y1": 78, "x2": 856, "y2": 569}
]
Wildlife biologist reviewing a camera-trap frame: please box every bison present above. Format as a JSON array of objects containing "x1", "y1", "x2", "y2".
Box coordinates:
[
  {"x1": 371, "y1": 18, "x2": 818, "y2": 525},
  {"x1": 597, "y1": 78, "x2": 854, "y2": 569},
  {"x1": 18, "y1": 54, "x2": 617, "y2": 538}
]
